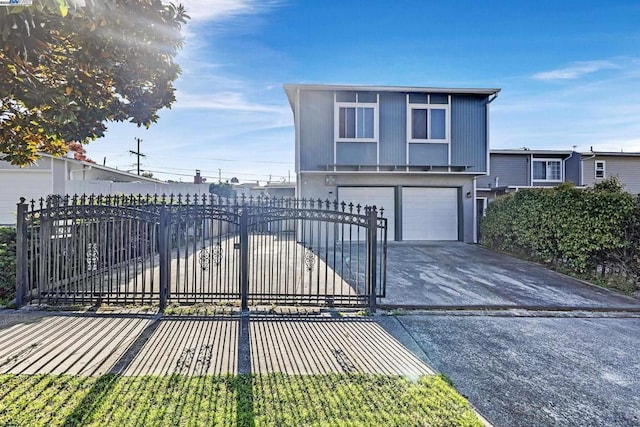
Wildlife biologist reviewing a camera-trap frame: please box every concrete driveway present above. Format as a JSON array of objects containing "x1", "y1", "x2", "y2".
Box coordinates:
[
  {"x1": 381, "y1": 242, "x2": 640, "y2": 309},
  {"x1": 381, "y1": 242, "x2": 640, "y2": 426}
]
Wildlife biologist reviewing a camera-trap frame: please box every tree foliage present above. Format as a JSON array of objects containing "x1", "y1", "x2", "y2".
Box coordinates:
[
  {"x1": 481, "y1": 178, "x2": 639, "y2": 291},
  {"x1": 0, "y1": 227, "x2": 16, "y2": 303},
  {"x1": 0, "y1": 0, "x2": 189, "y2": 165},
  {"x1": 209, "y1": 182, "x2": 236, "y2": 199}
]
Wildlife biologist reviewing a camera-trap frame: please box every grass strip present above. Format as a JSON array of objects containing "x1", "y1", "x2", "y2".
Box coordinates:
[{"x1": 0, "y1": 373, "x2": 482, "y2": 426}]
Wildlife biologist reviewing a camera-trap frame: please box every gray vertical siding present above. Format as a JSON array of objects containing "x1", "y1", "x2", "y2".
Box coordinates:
[
  {"x1": 476, "y1": 154, "x2": 530, "y2": 188},
  {"x1": 450, "y1": 95, "x2": 488, "y2": 172},
  {"x1": 378, "y1": 92, "x2": 406, "y2": 165},
  {"x1": 564, "y1": 152, "x2": 581, "y2": 185},
  {"x1": 336, "y1": 142, "x2": 377, "y2": 165},
  {"x1": 298, "y1": 89, "x2": 489, "y2": 172},
  {"x1": 299, "y1": 90, "x2": 335, "y2": 171},
  {"x1": 583, "y1": 156, "x2": 640, "y2": 194},
  {"x1": 408, "y1": 144, "x2": 448, "y2": 165}
]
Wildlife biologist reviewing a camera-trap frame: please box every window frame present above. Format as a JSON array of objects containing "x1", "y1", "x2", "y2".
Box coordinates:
[
  {"x1": 595, "y1": 160, "x2": 606, "y2": 179},
  {"x1": 406, "y1": 94, "x2": 451, "y2": 144},
  {"x1": 334, "y1": 93, "x2": 379, "y2": 143},
  {"x1": 531, "y1": 158, "x2": 563, "y2": 182}
]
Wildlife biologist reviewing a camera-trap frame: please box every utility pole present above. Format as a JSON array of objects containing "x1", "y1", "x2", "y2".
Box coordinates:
[
  {"x1": 129, "y1": 138, "x2": 145, "y2": 175},
  {"x1": 218, "y1": 168, "x2": 221, "y2": 183}
]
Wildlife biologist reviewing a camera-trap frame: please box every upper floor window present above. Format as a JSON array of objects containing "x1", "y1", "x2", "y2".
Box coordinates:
[
  {"x1": 407, "y1": 93, "x2": 450, "y2": 143},
  {"x1": 532, "y1": 159, "x2": 562, "y2": 182},
  {"x1": 595, "y1": 161, "x2": 606, "y2": 179},
  {"x1": 335, "y1": 93, "x2": 378, "y2": 142}
]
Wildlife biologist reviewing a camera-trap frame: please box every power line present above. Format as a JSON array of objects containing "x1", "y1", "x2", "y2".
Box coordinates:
[
  {"x1": 147, "y1": 153, "x2": 292, "y2": 165},
  {"x1": 129, "y1": 138, "x2": 145, "y2": 175},
  {"x1": 139, "y1": 168, "x2": 289, "y2": 180}
]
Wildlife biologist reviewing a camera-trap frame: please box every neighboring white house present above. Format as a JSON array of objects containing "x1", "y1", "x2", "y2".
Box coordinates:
[{"x1": 0, "y1": 153, "x2": 209, "y2": 225}]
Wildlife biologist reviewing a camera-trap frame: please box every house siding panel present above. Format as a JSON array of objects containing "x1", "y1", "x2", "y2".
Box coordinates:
[
  {"x1": 299, "y1": 90, "x2": 335, "y2": 171},
  {"x1": 565, "y1": 152, "x2": 581, "y2": 185},
  {"x1": 476, "y1": 154, "x2": 530, "y2": 188},
  {"x1": 336, "y1": 142, "x2": 377, "y2": 165},
  {"x1": 378, "y1": 92, "x2": 406, "y2": 165},
  {"x1": 584, "y1": 157, "x2": 640, "y2": 194},
  {"x1": 408, "y1": 144, "x2": 449, "y2": 165},
  {"x1": 450, "y1": 95, "x2": 487, "y2": 172}
]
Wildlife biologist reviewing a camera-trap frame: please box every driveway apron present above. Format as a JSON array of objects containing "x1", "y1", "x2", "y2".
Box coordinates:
[{"x1": 381, "y1": 242, "x2": 640, "y2": 309}]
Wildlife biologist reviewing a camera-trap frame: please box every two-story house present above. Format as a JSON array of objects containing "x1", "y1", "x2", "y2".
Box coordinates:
[
  {"x1": 477, "y1": 149, "x2": 640, "y2": 206},
  {"x1": 284, "y1": 84, "x2": 500, "y2": 243}
]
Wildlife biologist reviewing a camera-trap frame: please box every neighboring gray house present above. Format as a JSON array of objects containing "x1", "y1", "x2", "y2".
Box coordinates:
[
  {"x1": 284, "y1": 83, "x2": 500, "y2": 243},
  {"x1": 580, "y1": 152, "x2": 640, "y2": 194},
  {"x1": 476, "y1": 149, "x2": 640, "y2": 208}
]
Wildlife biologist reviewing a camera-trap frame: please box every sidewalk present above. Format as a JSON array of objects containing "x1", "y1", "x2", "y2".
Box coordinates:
[{"x1": 0, "y1": 309, "x2": 432, "y2": 378}]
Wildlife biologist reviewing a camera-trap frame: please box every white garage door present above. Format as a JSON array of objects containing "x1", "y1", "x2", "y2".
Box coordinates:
[
  {"x1": 402, "y1": 187, "x2": 458, "y2": 241},
  {"x1": 338, "y1": 187, "x2": 395, "y2": 240}
]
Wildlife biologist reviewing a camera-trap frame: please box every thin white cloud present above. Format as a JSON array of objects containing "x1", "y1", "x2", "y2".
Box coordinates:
[
  {"x1": 179, "y1": 0, "x2": 281, "y2": 22},
  {"x1": 175, "y1": 90, "x2": 288, "y2": 114},
  {"x1": 532, "y1": 60, "x2": 620, "y2": 81}
]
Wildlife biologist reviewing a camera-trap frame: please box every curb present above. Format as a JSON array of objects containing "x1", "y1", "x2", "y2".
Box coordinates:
[{"x1": 378, "y1": 304, "x2": 640, "y2": 313}]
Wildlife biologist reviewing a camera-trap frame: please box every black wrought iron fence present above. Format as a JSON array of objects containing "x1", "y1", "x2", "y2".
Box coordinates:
[{"x1": 15, "y1": 194, "x2": 387, "y2": 311}]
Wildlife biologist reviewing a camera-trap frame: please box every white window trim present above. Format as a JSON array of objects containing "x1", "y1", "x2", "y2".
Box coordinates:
[
  {"x1": 334, "y1": 93, "x2": 379, "y2": 143},
  {"x1": 595, "y1": 160, "x2": 606, "y2": 179},
  {"x1": 531, "y1": 158, "x2": 563, "y2": 182},
  {"x1": 406, "y1": 94, "x2": 451, "y2": 144}
]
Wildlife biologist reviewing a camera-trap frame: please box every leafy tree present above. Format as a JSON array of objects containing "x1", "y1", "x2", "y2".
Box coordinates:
[
  {"x1": 209, "y1": 182, "x2": 236, "y2": 199},
  {"x1": 0, "y1": 0, "x2": 189, "y2": 165},
  {"x1": 141, "y1": 171, "x2": 154, "y2": 178},
  {"x1": 67, "y1": 141, "x2": 94, "y2": 163}
]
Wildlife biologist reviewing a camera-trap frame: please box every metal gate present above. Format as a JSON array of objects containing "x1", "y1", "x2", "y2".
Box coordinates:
[{"x1": 15, "y1": 194, "x2": 387, "y2": 310}]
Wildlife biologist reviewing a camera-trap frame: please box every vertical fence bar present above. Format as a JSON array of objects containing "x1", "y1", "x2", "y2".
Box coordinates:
[
  {"x1": 159, "y1": 207, "x2": 169, "y2": 311},
  {"x1": 240, "y1": 208, "x2": 249, "y2": 311},
  {"x1": 15, "y1": 198, "x2": 28, "y2": 307},
  {"x1": 368, "y1": 207, "x2": 378, "y2": 313}
]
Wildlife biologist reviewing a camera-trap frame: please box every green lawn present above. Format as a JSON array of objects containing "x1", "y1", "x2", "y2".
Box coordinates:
[{"x1": 0, "y1": 373, "x2": 482, "y2": 426}]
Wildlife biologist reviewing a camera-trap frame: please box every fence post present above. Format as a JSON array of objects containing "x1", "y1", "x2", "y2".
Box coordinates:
[
  {"x1": 240, "y1": 208, "x2": 249, "y2": 312},
  {"x1": 368, "y1": 207, "x2": 378, "y2": 313},
  {"x1": 15, "y1": 198, "x2": 28, "y2": 307},
  {"x1": 158, "y1": 207, "x2": 169, "y2": 311}
]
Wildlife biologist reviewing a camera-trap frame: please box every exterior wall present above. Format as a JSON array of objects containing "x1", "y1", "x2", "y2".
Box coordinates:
[
  {"x1": 299, "y1": 90, "x2": 334, "y2": 171},
  {"x1": 450, "y1": 95, "x2": 488, "y2": 172},
  {"x1": 408, "y1": 144, "x2": 448, "y2": 165},
  {"x1": 51, "y1": 158, "x2": 67, "y2": 194},
  {"x1": 477, "y1": 154, "x2": 530, "y2": 189},
  {"x1": 564, "y1": 152, "x2": 581, "y2": 185},
  {"x1": 379, "y1": 92, "x2": 407, "y2": 164},
  {"x1": 583, "y1": 156, "x2": 640, "y2": 194},
  {"x1": 297, "y1": 89, "x2": 489, "y2": 172},
  {"x1": 298, "y1": 172, "x2": 476, "y2": 243},
  {"x1": 0, "y1": 169, "x2": 53, "y2": 225},
  {"x1": 336, "y1": 142, "x2": 377, "y2": 165}
]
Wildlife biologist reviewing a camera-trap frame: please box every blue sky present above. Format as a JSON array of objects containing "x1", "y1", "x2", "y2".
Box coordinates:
[{"x1": 88, "y1": 0, "x2": 640, "y2": 183}]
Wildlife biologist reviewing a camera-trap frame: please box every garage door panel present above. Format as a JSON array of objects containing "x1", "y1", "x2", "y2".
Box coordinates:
[
  {"x1": 402, "y1": 187, "x2": 458, "y2": 241},
  {"x1": 338, "y1": 187, "x2": 395, "y2": 241}
]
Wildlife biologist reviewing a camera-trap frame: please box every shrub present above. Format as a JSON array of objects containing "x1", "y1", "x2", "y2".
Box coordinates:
[
  {"x1": 481, "y1": 178, "x2": 639, "y2": 291},
  {"x1": 0, "y1": 227, "x2": 16, "y2": 303}
]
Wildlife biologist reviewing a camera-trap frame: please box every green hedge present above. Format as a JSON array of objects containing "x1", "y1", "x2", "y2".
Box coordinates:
[
  {"x1": 481, "y1": 178, "x2": 639, "y2": 291},
  {"x1": 0, "y1": 227, "x2": 16, "y2": 303}
]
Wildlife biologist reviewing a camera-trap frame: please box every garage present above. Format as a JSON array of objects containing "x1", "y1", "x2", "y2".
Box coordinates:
[
  {"x1": 402, "y1": 187, "x2": 459, "y2": 241},
  {"x1": 337, "y1": 186, "x2": 395, "y2": 240}
]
